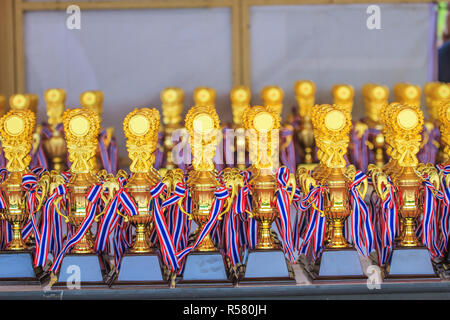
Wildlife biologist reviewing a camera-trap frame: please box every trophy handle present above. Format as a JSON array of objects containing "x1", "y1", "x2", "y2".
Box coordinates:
[
  {"x1": 115, "y1": 209, "x2": 129, "y2": 223},
  {"x1": 177, "y1": 198, "x2": 193, "y2": 220},
  {"x1": 358, "y1": 177, "x2": 368, "y2": 200},
  {"x1": 35, "y1": 173, "x2": 50, "y2": 213},
  {"x1": 245, "y1": 210, "x2": 254, "y2": 218},
  {"x1": 287, "y1": 173, "x2": 297, "y2": 205},
  {"x1": 54, "y1": 197, "x2": 69, "y2": 223}
]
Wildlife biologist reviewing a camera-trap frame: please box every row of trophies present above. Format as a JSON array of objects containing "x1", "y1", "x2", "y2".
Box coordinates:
[{"x1": 0, "y1": 81, "x2": 447, "y2": 288}]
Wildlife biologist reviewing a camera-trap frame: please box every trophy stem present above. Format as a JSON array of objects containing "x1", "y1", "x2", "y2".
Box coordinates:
[
  {"x1": 6, "y1": 222, "x2": 27, "y2": 251},
  {"x1": 195, "y1": 225, "x2": 216, "y2": 252},
  {"x1": 130, "y1": 223, "x2": 152, "y2": 253},
  {"x1": 327, "y1": 218, "x2": 350, "y2": 249},
  {"x1": 71, "y1": 232, "x2": 95, "y2": 254},
  {"x1": 255, "y1": 220, "x2": 276, "y2": 250},
  {"x1": 52, "y1": 156, "x2": 65, "y2": 172},
  {"x1": 399, "y1": 217, "x2": 419, "y2": 247}
]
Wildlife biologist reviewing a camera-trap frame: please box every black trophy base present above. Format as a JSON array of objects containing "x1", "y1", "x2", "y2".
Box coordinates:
[
  {"x1": 110, "y1": 252, "x2": 170, "y2": 288},
  {"x1": 176, "y1": 251, "x2": 233, "y2": 287},
  {"x1": 52, "y1": 253, "x2": 108, "y2": 288},
  {"x1": 314, "y1": 248, "x2": 366, "y2": 281},
  {"x1": 0, "y1": 250, "x2": 40, "y2": 285},
  {"x1": 238, "y1": 249, "x2": 295, "y2": 286},
  {"x1": 385, "y1": 247, "x2": 439, "y2": 280}
]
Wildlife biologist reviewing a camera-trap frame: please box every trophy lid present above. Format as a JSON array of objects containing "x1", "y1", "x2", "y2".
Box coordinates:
[
  {"x1": 80, "y1": 91, "x2": 103, "y2": 117},
  {"x1": 10, "y1": 94, "x2": 30, "y2": 111},
  {"x1": 45, "y1": 88, "x2": 66, "y2": 103},
  {"x1": 332, "y1": 84, "x2": 354, "y2": 101}
]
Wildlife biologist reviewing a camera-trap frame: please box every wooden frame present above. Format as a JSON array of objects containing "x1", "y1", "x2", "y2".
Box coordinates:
[{"x1": 0, "y1": 0, "x2": 436, "y2": 95}]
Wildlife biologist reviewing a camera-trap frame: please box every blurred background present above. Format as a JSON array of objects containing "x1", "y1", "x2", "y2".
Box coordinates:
[{"x1": 0, "y1": 0, "x2": 448, "y2": 160}]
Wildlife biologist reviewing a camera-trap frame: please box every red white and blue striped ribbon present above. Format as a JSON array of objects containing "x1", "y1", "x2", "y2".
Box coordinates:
[
  {"x1": 274, "y1": 167, "x2": 296, "y2": 263},
  {"x1": 422, "y1": 178, "x2": 445, "y2": 259},
  {"x1": 176, "y1": 186, "x2": 229, "y2": 263},
  {"x1": 298, "y1": 184, "x2": 327, "y2": 260},
  {"x1": 94, "y1": 177, "x2": 138, "y2": 254},
  {"x1": 437, "y1": 164, "x2": 450, "y2": 254},
  {"x1": 149, "y1": 182, "x2": 180, "y2": 271},
  {"x1": 21, "y1": 173, "x2": 42, "y2": 245},
  {"x1": 349, "y1": 170, "x2": 375, "y2": 257},
  {"x1": 50, "y1": 184, "x2": 103, "y2": 273},
  {"x1": 225, "y1": 185, "x2": 247, "y2": 266},
  {"x1": 34, "y1": 184, "x2": 67, "y2": 267},
  {"x1": 377, "y1": 181, "x2": 397, "y2": 265}
]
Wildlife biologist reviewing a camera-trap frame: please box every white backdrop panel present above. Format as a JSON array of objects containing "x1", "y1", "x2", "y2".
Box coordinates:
[
  {"x1": 24, "y1": 8, "x2": 232, "y2": 160},
  {"x1": 250, "y1": 3, "x2": 435, "y2": 119}
]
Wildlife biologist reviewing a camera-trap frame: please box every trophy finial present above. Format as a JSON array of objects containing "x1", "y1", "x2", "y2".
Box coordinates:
[
  {"x1": 382, "y1": 103, "x2": 423, "y2": 168},
  {"x1": 294, "y1": 80, "x2": 315, "y2": 118},
  {"x1": 261, "y1": 86, "x2": 283, "y2": 117},
  {"x1": 45, "y1": 88, "x2": 66, "y2": 127},
  {"x1": 80, "y1": 91, "x2": 104, "y2": 118},
  {"x1": 193, "y1": 87, "x2": 216, "y2": 107},
  {"x1": 161, "y1": 87, "x2": 184, "y2": 126},
  {"x1": 0, "y1": 109, "x2": 35, "y2": 172},
  {"x1": 63, "y1": 108, "x2": 100, "y2": 173},
  {"x1": 332, "y1": 84, "x2": 354, "y2": 113},
  {"x1": 312, "y1": 104, "x2": 351, "y2": 168},
  {"x1": 243, "y1": 105, "x2": 280, "y2": 170},
  {"x1": 123, "y1": 108, "x2": 160, "y2": 173},
  {"x1": 230, "y1": 86, "x2": 251, "y2": 126},
  {"x1": 185, "y1": 105, "x2": 220, "y2": 171}
]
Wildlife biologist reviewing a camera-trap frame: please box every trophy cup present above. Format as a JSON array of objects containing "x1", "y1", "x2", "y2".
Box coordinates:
[
  {"x1": 297, "y1": 104, "x2": 375, "y2": 279},
  {"x1": 230, "y1": 86, "x2": 251, "y2": 169},
  {"x1": 371, "y1": 102, "x2": 441, "y2": 279},
  {"x1": 42, "y1": 89, "x2": 67, "y2": 171},
  {"x1": 176, "y1": 104, "x2": 234, "y2": 286},
  {"x1": 49, "y1": 108, "x2": 108, "y2": 286},
  {"x1": 0, "y1": 109, "x2": 46, "y2": 283},
  {"x1": 424, "y1": 82, "x2": 450, "y2": 163},
  {"x1": 111, "y1": 107, "x2": 171, "y2": 286},
  {"x1": 293, "y1": 80, "x2": 316, "y2": 169},
  {"x1": 161, "y1": 87, "x2": 184, "y2": 169},
  {"x1": 194, "y1": 87, "x2": 216, "y2": 107},
  {"x1": 332, "y1": 84, "x2": 354, "y2": 113},
  {"x1": 239, "y1": 105, "x2": 296, "y2": 284}
]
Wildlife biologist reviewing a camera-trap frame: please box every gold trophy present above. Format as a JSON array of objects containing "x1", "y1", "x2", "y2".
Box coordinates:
[
  {"x1": 297, "y1": 104, "x2": 373, "y2": 279},
  {"x1": 193, "y1": 87, "x2": 216, "y2": 107},
  {"x1": 0, "y1": 109, "x2": 48, "y2": 282},
  {"x1": 424, "y1": 82, "x2": 450, "y2": 163},
  {"x1": 42, "y1": 89, "x2": 67, "y2": 171},
  {"x1": 370, "y1": 102, "x2": 441, "y2": 278},
  {"x1": 332, "y1": 84, "x2": 354, "y2": 113},
  {"x1": 294, "y1": 80, "x2": 316, "y2": 168},
  {"x1": 355, "y1": 84, "x2": 389, "y2": 168},
  {"x1": 230, "y1": 86, "x2": 251, "y2": 169},
  {"x1": 177, "y1": 104, "x2": 233, "y2": 285},
  {"x1": 161, "y1": 87, "x2": 184, "y2": 169},
  {"x1": 240, "y1": 105, "x2": 296, "y2": 283},
  {"x1": 80, "y1": 90, "x2": 116, "y2": 173},
  {"x1": 261, "y1": 86, "x2": 283, "y2": 117},
  {"x1": 393, "y1": 83, "x2": 421, "y2": 107},
  {"x1": 49, "y1": 108, "x2": 107, "y2": 286},
  {"x1": 111, "y1": 107, "x2": 174, "y2": 286}
]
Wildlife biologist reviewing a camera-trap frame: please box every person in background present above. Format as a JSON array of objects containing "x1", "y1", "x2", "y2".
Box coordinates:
[{"x1": 439, "y1": 2, "x2": 450, "y2": 82}]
